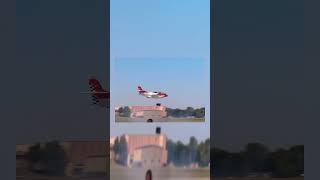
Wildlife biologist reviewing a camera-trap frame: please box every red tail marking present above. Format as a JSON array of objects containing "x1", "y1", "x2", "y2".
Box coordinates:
[
  {"x1": 89, "y1": 78, "x2": 109, "y2": 99},
  {"x1": 89, "y1": 78, "x2": 105, "y2": 91}
]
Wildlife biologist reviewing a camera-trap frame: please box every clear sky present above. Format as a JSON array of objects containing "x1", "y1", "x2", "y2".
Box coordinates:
[
  {"x1": 110, "y1": 0, "x2": 210, "y2": 143},
  {"x1": 111, "y1": 58, "x2": 208, "y2": 108},
  {"x1": 110, "y1": 0, "x2": 210, "y2": 59}
]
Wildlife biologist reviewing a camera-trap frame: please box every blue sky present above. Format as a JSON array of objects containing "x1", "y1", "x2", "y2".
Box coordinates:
[
  {"x1": 112, "y1": 58, "x2": 208, "y2": 108},
  {"x1": 110, "y1": 0, "x2": 210, "y2": 59},
  {"x1": 110, "y1": 0, "x2": 210, "y2": 143}
]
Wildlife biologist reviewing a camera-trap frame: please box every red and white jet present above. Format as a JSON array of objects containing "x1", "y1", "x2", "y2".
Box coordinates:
[
  {"x1": 138, "y1": 86, "x2": 168, "y2": 99},
  {"x1": 81, "y1": 77, "x2": 110, "y2": 108}
]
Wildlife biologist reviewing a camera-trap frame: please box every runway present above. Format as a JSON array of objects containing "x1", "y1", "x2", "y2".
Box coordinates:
[{"x1": 115, "y1": 116, "x2": 204, "y2": 123}]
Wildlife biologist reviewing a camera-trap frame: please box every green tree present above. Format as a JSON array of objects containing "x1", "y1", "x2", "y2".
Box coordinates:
[
  {"x1": 26, "y1": 141, "x2": 67, "y2": 176},
  {"x1": 118, "y1": 135, "x2": 128, "y2": 165},
  {"x1": 166, "y1": 139, "x2": 176, "y2": 164},
  {"x1": 194, "y1": 108, "x2": 205, "y2": 118},
  {"x1": 118, "y1": 107, "x2": 124, "y2": 114},
  {"x1": 175, "y1": 141, "x2": 186, "y2": 166},
  {"x1": 42, "y1": 141, "x2": 67, "y2": 176},
  {"x1": 211, "y1": 148, "x2": 229, "y2": 176},
  {"x1": 198, "y1": 138, "x2": 210, "y2": 166},
  {"x1": 271, "y1": 146, "x2": 304, "y2": 177},
  {"x1": 27, "y1": 143, "x2": 44, "y2": 163},
  {"x1": 188, "y1": 136, "x2": 198, "y2": 163},
  {"x1": 244, "y1": 143, "x2": 269, "y2": 172},
  {"x1": 289, "y1": 145, "x2": 304, "y2": 174},
  {"x1": 123, "y1": 106, "x2": 131, "y2": 117},
  {"x1": 186, "y1": 107, "x2": 194, "y2": 116},
  {"x1": 113, "y1": 137, "x2": 120, "y2": 157}
]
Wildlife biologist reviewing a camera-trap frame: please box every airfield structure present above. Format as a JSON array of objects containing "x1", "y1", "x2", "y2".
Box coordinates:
[
  {"x1": 123, "y1": 133, "x2": 167, "y2": 168},
  {"x1": 129, "y1": 104, "x2": 167, "y2": 120}
]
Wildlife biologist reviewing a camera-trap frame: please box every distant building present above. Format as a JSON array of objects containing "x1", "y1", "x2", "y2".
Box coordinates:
[
  {"x1": 60, "y1": 141, "x2": 107, "y2": 176},
  {"x1": 129, "y1": 105, "x2": 167, "y2": 119},
  {"x1": 132, "y1": 145, "x2": 167, "y2": 168},
  {"x1": 16, "y1": 145, "x2": 30, "y2": 174},
  {"x1": 16, "y1": 130, "x2": 167, "y2": 175},
  {"x1": 123, "y1": 133, "x2": 167, "y2": 168},
  {"x1": 16, "y1": 141, "x2": 108, "y2": 176}
]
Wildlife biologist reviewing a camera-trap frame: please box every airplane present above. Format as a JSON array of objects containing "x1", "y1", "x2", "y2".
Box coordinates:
[
  {"x1": 81, "y1": 77, "x2": 110, "y2": 108},
  {"x1": 138, "y1": 86, "x2": 168, "y2": 98}
]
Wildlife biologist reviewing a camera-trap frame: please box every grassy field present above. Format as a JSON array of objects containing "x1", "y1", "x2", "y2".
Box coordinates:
[
  {"x1": 17, "y1": 177, "x2": 106, "y2": 180},
  {"x1": 110, "y1": 165, "x2": 304, "y2": 180},
  {"x1": 110, "y1": 163, "x2": 210, "y2": 180},
  {"x1": 17, "y1": 174, "x2": 303, "y2": 180},
  {"x1": 17, "y1": 165, "x2": 303, "y2": 180},
  {"x1": 16, "y1": 176, "x2": 304, "y2": 180},
  {"x1": 215, "y1": 178, "x2": 303, "y2": 180}
]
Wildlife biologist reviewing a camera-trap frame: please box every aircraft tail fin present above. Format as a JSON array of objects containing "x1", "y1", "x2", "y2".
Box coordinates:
[
  {"x1": 138, "y1": 86, "x2": 146, "y2": 93},
  {"x1": 87, "y1": 78, "x2": 109, "y2": 106},
  {"x1": 89, "y1": 78, "x2": 106, "y2": 92}
]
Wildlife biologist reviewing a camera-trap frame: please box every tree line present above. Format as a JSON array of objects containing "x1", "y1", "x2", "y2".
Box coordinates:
[
  {"x1": 112, "y1": 136, "x2": 210, "y2": 167},
  {"x1": 117, "y1": 106, "x2": 131, "y2": 117},
  {"x1": 25, "y1": 141, "x2": 67, "y2": 176},
  {"x1": 113, "y1": 136, "x2": 303, "y2": 177},
  {"x1": 118, "y1": 106, "x2": 205, "y2": 118},
  {"x1": 167, "y1": 137, "x2": 210, "y2": 167},
  {"x1": 117, "y1": 106, "x2": 205, "y2": 118},
  {"x1": 112, "y1": 135, "x2": 128, "y2": 165},
  {"x1": 166, "y1": 107, "x2": 205, "y2": 118},
  {"x1": 211, "y1": 143, "x2": 304, "y2": 178},
  {"x1": 23, "y1": 139, "x2": 304, "y2": 178}
]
